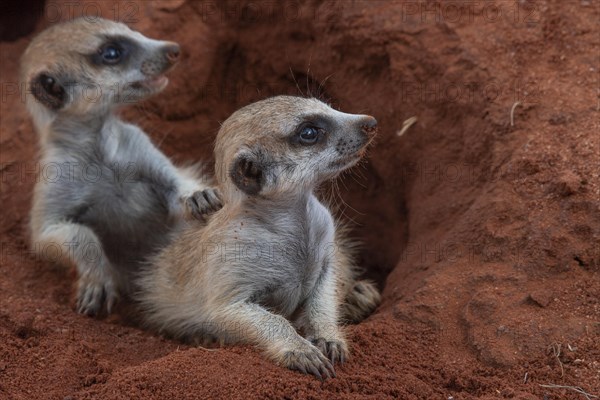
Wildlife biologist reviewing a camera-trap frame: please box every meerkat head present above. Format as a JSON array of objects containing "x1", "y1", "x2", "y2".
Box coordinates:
[
  {"x1": 20, "y1": 18, "x2": 180, "y2": 129},
  {"x1": 215, "y1": 96, "x2": 377, "y2": 200}
]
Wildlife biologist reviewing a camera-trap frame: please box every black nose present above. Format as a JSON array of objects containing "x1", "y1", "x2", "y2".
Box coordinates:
[
  {"x1": 360, "y1": 116, "x2": 378, "y2": 137},
  {"x1": 163, "y1": 43, "x2": 180, "y2": 64},
  {"x1": 362, "y1": 116, "x2": 377, "y2": 129}
]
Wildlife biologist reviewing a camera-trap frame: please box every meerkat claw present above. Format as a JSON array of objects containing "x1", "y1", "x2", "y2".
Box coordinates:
[
  {"x1": 76, "y1": 273, "x2": 117, "y2": 316},
  {"x1": 283, "y1": 347, "x2": 335, "y2": 380},
  {"x1": 185, "y1": 188, "x2": 223, "y2": 220},
  {"x1": 311, "y1": 338, "x2": 348, "y2": 365}
]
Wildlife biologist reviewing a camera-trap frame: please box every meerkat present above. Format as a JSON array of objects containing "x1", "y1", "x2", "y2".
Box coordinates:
[
  {"x1": 136, "y1": 96, "x2": 381, "y2": 379},
  {"x1": 20, "y1": 18, "x2": 222, "y2": 316}
]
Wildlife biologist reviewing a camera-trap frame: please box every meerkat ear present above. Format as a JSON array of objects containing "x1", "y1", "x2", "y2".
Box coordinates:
[
  {"x1": 30, "y1": 73, "x2": 67, "y2": 110},
  {"x1": 229, "y1": 153, "x2": 265, "y2": 195}
]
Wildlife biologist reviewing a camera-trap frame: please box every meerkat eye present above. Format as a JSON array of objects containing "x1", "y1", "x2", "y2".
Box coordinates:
[
  {"x1": 298, "y1": 125, "x2": 320, "y2": 145},
  {"x1": 99, "y1": 44, "x2": 122, "y2": 65}
]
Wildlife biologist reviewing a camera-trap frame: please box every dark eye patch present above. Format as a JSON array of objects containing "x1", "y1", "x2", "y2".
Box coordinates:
[
  {"x1": 289, "y1": 114, "x2": 332, "y2": 147},
  {"x1": 88, "y1": 35, "x2": 137, "y2": 67}
]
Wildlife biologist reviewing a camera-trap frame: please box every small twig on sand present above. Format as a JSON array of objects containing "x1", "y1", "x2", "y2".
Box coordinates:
[
  {"x1": 510, "y1": 101, "x2": 521, "y2": 127},
  {"x1": 523, "y1": 372, "x2": 528, "y2": 384},
  {"x1": 551, "y1": 343, "x2": 564, "y2": 377},
  {"x1": 539, "y1": 384, "x2": 598, "y2": 400},
  {"x1": 397, "y1": 116, "x2": 418, "y2": 137},
  {"x1": 197, "y1": 346, "x2": 219, "y2": 352}
]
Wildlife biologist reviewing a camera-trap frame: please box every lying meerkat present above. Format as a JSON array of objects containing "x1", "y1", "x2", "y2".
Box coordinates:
[
  {"x1": 20, "y1": 18, "x2": 221, "y2": 316},
  {"x1": 137, "y1": 96, "x2": 381, "y2": 379}
]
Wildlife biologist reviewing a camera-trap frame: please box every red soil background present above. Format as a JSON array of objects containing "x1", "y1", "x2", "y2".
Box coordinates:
[{"x1": 1, "y1": 0, "x2": 598, "y2": 398}]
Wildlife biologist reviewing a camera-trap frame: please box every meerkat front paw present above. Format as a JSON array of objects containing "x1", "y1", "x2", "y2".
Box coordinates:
[
  {"x1": 184, "y1": 188, "x2": 223, "y2": 221},
  {"x1": 280, "y1": 342, "x2": 336, "y2": 380},
  {"x1": 311, "y1": 337, "x2": 349, "y2": 364},
  {"x1": 341, "y1": 280, "x2": 381, "y2": 323},
  {"x1": 76, "y1": 271, "x2": 118, "y2": 316}
]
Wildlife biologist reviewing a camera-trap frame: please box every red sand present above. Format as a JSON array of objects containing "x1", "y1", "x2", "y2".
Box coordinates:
[{"x1": 1, "y1": 1, "x2": 598, "y2": 399}]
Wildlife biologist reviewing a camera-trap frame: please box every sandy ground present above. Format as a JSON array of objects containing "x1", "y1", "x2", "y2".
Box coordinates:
[{"x1": 0, "y1": 0, "x2": 598, "y2": 399}]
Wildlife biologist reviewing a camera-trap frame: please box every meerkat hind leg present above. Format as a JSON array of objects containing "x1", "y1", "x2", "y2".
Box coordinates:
[
  {"x1": 334, "y1": 243, "x2": 382, "y2": 324},
  {"x1": 341, "y1": 279, "x2": 381, "y2": 324},
  {"x1": 38, "y1": 222, "x2": 118, "y2": 315}
]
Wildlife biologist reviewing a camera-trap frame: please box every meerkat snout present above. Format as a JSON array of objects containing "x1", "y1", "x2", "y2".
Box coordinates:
[
  {"x1": 333, "y1": 115, "x2": 378, "y2": 158},
  {"x1": 140, "y1": 41, "x2": 181, "y2": 77},
  {"x1": 361, "y1": 115, "x2": 378, "y2": 136},
  {"x1": 162, "y1": 43, "x2": 181, "y2": 65}
]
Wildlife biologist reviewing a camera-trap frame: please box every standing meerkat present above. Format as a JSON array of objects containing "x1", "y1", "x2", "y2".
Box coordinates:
[
  {"x1": 20, "y1": 18, "x2": 221, "y2": 316},
  {"x1": 137, "y1": 96, "x2": 381, "y2": 379}
]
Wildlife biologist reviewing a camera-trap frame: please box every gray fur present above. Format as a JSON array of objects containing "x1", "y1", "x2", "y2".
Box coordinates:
[
  {"x1": 137, "y1": 96, "x2": 381, "y2": 379},
  {"x1": 22, "y1": 18, "x2": 221, "y2": 316}
]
